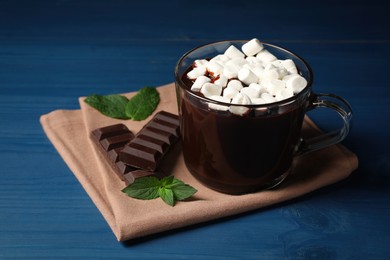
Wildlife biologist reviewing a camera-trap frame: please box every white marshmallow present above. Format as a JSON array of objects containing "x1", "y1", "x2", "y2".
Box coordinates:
[
  {"x1": 248, "y1": 83, "x2": 262, "y2": 91},
  {"x1": 240, "y1": 86, "x2": 260, "y2": 99},
  {"x1": 230, "y1": 93, "x2": 252, "y2": 116},
  {"x1": 214, "y1": 74, "x2": 228, "y2": 87},
  {"x1": 243, "y1": 63, "x2": 256, "y2": 70},
  {"x1": 246, "y1": 56, "x2": 262, "y2": 65},
  {"x1": 261, "y1": 64, "x2": 280, "y2": 80},
  {"x1": 256, "y1": 49, "x2": 277, "y2": 63},
  {"x1": 223, "y1": 62, "x2": 240, "y2": 79},
  {"x1": 210, "y1": 54, "x2": 230, "y2": 64},
  {"x1": 227, "y1": 79, "x2": 243, "y2": 91},
  {"x1": 231, "y1": 92, "x2": 252, "y2": 105},
  {"x1": 187, "y1": 66, "x2": 206, "y2": 80},
  {"x1": 223, "y1": 86, "x2": 239, "y2": 99},
  {"x1": 248, "y1": 83, "x2": 267, "y2": 94},
  {"x1": 261, "y1": 93, "x2": 277, "y2": 103},
  {"x1": 224, "y1": 45, "x2": 245, "y2": 59},
  {"x1": 238, "y1": 67, "x2": 258, "y2": 85},
  {"x1": 191, "y1": 75, "x2": 210, "y2": 92},
  {"x1": 263, "y1": 79, "x2": 286, "y2": 96},
  {"x1": 251, "y1": 66, "x2": 264, "y2": 79},
  {"x1": 284, "y1": 74, "x2": 307, "y2": 93},
  {"x1": 250, "y1": 97, "x2": 266, "y2": 104},
  {"x1": 200, "y1": 82, "x2": 222, "y2": 98},
  {"x1": 280, "y1": 59, "x2": 298, "y2": 74},
  {"x1": 270, "y1": 61, "x2": 289, "y2": 78},
  {"x1": 224, "y1": 58, "x2": 248, "y2": 79},
  {"x1": 242, "y1": 38, "x2": 264, "y2": 56},
  {"x1": 208, "y1": 95, "x2": 231, "y2": 111},
  {"x1": 206, "y1": 61, "x2": 224, "y2": 76},
  {"x1": 275, "y1": 88, "x2": 294, "y2": 101},
  {"x1": 194, "y1": 59, "x2": 209, "y2": 68}
]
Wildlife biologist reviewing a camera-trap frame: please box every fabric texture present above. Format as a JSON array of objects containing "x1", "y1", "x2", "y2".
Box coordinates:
[{"x1": 40, "y1": 83, "x2": 358, "y2": 241}]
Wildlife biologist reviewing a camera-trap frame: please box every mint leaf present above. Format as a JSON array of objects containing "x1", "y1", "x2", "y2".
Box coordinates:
[
  {"x1": 85, "y1": 94, "x2": 129, "y2": 119},
  {"x1": 85, "y1": 87, "x2": 159, "y2": 121},
  {"x1": 121, "y1": 176, "x2": 160, "y2": 200},
  {"x1": 122, "y1": 176, "x2": 197, "y2": 207},
  {"x1": 170, "y1": 180, "x2": 198, "y2": 201},
  {"x1": 125, "y1": 87, "x2": 160, "y2": 121},
  {"x1": 159, "y1": 187, "x2": 174, "y2": 206}
]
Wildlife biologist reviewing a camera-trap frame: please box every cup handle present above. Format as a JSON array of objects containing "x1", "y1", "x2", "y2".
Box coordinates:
[{"x1": 297, "y1": 93, "x2": 353, "y2": 155}]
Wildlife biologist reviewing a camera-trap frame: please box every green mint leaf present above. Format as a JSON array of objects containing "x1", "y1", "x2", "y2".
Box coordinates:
[
  {"x1": 125, "y1": 87, "x2": 160, "y2": 121},
  {"x1": 160, "y1": 176, "x2": 174, "y2": 187},
  {"x1": 122, "y1": 176, "x2": 197, "y2": 206},
  {"x1": 159, "y1": 187, "x2": 175, "y2": 207},
  {"x1": 85, "y1": 94, "x2": 130, "y2": 119},
  {"x1": 121, "y1": 176, "x2": 160, "y2": 200},
  {"x1": 170, "y1": 180, "x2": 198, "y2": 201}
]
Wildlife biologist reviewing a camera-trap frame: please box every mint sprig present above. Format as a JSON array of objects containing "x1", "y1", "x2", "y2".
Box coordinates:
[
  {"x1": 84, "y1": 94, "x2": 129, "y2": 119},
  {"x1": 122, "y1": 176, "x2": 197, "y2": 207},
  {"x1": 125, "y1": 87, "x2": 160, "y2": 121},
  {"x1": 85, "y1": 86, "x2": 160, "y2": 121}
]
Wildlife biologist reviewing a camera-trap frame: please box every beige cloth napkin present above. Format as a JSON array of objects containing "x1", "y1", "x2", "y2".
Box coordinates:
[{"x1": 40, "y1": 83, "x2": 358, "y2": 241}]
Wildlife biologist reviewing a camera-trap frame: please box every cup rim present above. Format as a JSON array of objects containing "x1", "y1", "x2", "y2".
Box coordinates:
[{"x1": 174, "y1": 40, "x2": 314, "y2": 108}]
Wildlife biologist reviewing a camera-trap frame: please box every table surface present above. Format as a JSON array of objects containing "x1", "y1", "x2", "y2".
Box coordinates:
[{"x1": 1, "y1": 0, "x2": 390, "y2": 258}]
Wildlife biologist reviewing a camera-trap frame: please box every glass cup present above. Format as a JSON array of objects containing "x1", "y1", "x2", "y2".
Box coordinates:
[{"x1": 174, "y1": 40, "x2": 352, "y2": 194}]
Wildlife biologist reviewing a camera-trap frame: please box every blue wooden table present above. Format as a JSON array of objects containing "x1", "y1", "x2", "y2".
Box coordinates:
[{"x1": 1, "y1": 0, "x2": 390, "y2": 258}]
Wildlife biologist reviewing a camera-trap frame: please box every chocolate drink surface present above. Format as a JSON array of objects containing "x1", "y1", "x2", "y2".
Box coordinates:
[{"x1": 179, "y1": 72, "x2": 306, "y2": 194}]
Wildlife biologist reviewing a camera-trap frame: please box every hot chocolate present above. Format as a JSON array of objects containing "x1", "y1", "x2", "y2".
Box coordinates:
[{"x1": 179, "y1": 69, "x2": 307, "y2": 194}]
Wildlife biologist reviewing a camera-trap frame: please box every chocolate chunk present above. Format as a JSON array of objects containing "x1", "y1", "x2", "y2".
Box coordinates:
[
  {"x1": 100, "y1": 133, "x2": 134, "y2": 151},
  {"x1": 91, "y1": 124, "x2": 136, "y2": 181},
  {"x1": 92, "y1": 124, "x2": 130, "y2": 141},
  {"x1": 119, "y1": 111, "x2": 180, "y2": 171}
]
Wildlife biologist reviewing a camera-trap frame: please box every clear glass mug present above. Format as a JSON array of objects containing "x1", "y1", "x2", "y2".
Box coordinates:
[{"x1": 174, "y1": 40, "x2": 352, "y2": 194}]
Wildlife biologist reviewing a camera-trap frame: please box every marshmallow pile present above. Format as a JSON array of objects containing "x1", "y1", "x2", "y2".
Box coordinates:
[{"x1": 186, "y1": 38, "x2": 308, "y2": 115}]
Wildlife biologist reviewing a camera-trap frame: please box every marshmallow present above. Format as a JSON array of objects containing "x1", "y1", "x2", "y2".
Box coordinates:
[
  {"x1": 187, "y1": 66, "x2": 206, "y2": 80},
  {"x1": 261, "y1": 64, "x2": 280, "y2": 80},
  {"x1": 231, "y1": 92, "x2": 251, "y2": 105},
  {"x1": 214, "y1": 74, "x2": 228, "y2": 87},
  {"x1": 191, "y1": 75, "x2": 210, "y2": 92},
  {"x1": 280, "y1": 59, "x2": 298, "y2": 74},
  {"x1": 284, "y1": 74, "x2": 307, "y2": 93},
  {"x1": 246, "y1": 56, "x2": 262, "y2": 65},
  {"x1": 227, "y1": 79, "x2": 243, "y2": 91},
  {"x1": 240, "y1": 86, "x2": 260, "y2": 99},
  {"x1": 208, "y1": 95, "x2": 231, "y2": 111},
  {"x1": 194, "y1": 59, "x2": 209, "y2": 68},
  {"x1": 206, "y1": 61, "x2": 224, "y2": 76},
  {"x1": 250, "y1": 97, "x2": 266, "y2": 105},
  {"x1": 223, "y1": 58, "x2": 247, "y2": 79},
  {"x1": 223, "y1": 86, "x2": 239, "y2": 99},
  {"x1": 224, "y1": 45, "x2": 245, "y2": 59},
  {"x1": 210, "y1": 54, "x2": 230, "y2": 63},
  {"x1": 188, "y1": 38, "x2": 309, "y2": 113},
  {"x1": 248, "y1": 83, "x2": 266, "y2": 94},
  {"x1": 270, "y1": 61, "x2": 289, "y2": 78},
  {"x1": 251, "y1": 66, "x2": 264, "y2": 79},
  {"x1": 238, "y1": 67, "x2": 259, "y2": 85},
  {"x1": 242, "y1": 38, "x2": 264, "y2": 56},
  {"x1": 200, "y1": 82, "x2": 222, "y2": 98},
  {"x1": 230, "y1": 93, "x2": 252, "y2": 115},
  {"x1": 223, "y1": 63, "x2": 240, "y2": 79},
  {"x1": 256, "y1": 49, "x2": 277, "y2": 62},
  {"x1": 261, "y1": 93, "x2": 277, "y2": 103},
  {"x1": 262, "y1": 79, "x2": 286, "y2": 96},
  {"x1": 275, "y1": 88, "x2": 294, "y2": 101}
]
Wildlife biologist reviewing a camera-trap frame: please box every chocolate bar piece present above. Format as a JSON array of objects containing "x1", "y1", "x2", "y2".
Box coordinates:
[
  {"x1": 119, "y1": 111, "x2": 180, "y2": 171},
  {"x1": 91, "y1": 124, "x2": 156, "y2": 185}
]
